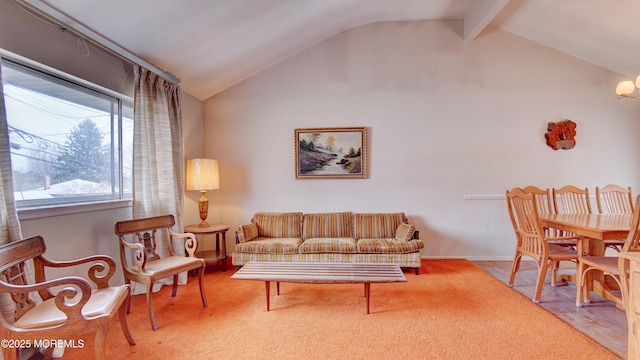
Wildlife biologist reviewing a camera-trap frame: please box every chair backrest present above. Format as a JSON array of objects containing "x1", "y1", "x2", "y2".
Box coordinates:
[
  {"x1": 522, "y1": 185, "x2": 555, "y2": 215},
  {"x1": 596, "y1": 184, "x2": 634, "y2": 214},
  {"x1": 114, "y1": 214, "x2": 176, "y2": 263},
  {"x1": 522, "y1": 185, "x2": 560, "y2": 237},
  {"x1": 0, "y1": 236, "x2": 48, "y2": 321},
  {"x1": 506, "y1": 187, "x2": 546, "y2": 255},
  {"x1": 622, "y1": 195, "x2": 640, "y2": 253},
  {"x1": 552, "y1": 185, "x2": 592, "y2": 214}
]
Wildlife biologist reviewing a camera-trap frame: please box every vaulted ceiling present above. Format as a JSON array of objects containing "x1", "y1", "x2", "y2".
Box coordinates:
[{"x1": 19, "y1": 0, "x2": 640, "y2": 100}]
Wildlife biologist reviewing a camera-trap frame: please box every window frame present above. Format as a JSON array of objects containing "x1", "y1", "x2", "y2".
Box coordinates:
[{"x1": 0, "y1": 50, "x2": 133, "y2": 215}]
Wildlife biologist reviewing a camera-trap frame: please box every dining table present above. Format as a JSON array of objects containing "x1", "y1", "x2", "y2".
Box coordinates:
[{"x1": 539, "y1": 213, "x2": 633, "y2": 307}]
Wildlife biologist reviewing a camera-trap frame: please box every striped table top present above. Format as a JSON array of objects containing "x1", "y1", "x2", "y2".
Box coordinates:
[{"x1": 231, "y1": 262, "x2": 407, "y2": 283}]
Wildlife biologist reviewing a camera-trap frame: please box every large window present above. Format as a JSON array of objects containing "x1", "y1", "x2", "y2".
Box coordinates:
[{"x1": 1, "y1": 56, "x2": 133, "y2": 208}]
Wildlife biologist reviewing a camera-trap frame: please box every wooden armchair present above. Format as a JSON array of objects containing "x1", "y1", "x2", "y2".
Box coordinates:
[
  {"x1": 114, "y1": 214, "x2": 208, "y2": 331},
  {"x1": 506, "y1": 187, "x2": 579, "y2": 303},
  {"x1": 596, "y1": 184, "x2": 634, "y2": 252},
  {"x1": 524, "y1": 185, "x2": 577, "y2": 241},
  {"x1": 576, "y1": 195, "x2": 640, "y2": 308},
  {"x1": 0, "y1": 235, "x2": 135, "y2": 360},
  {"x1": 523, "y1": 185, "x2": 581, "y2": 285}
]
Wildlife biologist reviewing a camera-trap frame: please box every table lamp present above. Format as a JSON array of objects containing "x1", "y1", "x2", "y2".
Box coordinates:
[{"x1": 185, "y1": 158, "x2": 219, "y2": 227}]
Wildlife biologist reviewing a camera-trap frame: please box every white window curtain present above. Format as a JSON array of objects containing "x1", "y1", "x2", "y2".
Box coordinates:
[
  {"x1": 132, "y1": 65, "x2": 186, "y2": 293},
  {"x1": 0, "y1": 60, "x2": 22, "y2": 247}
]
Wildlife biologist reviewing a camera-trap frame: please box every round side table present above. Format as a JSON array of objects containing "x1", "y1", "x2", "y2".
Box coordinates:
[{"x1": 184, "y1": 223, "x2": 230, "y2": 272}]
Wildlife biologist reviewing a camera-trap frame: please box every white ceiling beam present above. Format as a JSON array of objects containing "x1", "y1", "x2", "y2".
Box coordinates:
[{"x1": 463, "y1": 0, "x2": 511, "y2": 40}]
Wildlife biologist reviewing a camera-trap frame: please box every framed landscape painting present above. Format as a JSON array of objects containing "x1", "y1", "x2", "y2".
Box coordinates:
[{"x1": 295, "y1": 127, "x2": 367, "y2": 179}]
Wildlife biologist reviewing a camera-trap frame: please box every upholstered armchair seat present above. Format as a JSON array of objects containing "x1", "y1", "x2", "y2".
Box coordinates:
[
  {"x1": 14, "y1": 286, "x2": 129, "y2": 329},
  {"x1": 137, "y1": 256, "x2": 205, "y2": 277}
]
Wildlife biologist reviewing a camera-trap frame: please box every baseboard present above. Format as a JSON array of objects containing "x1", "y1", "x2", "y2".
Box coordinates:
[{"x1": 420, "y1": 255, "x2": 514, "y2": 261}]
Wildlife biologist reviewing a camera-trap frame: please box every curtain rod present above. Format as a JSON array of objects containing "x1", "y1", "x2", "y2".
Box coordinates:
[{"x1": 15, "y1": 0, "x2": 180, "y2": 85}]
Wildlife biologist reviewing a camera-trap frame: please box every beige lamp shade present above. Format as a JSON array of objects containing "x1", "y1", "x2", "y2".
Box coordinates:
[
  {"x1": 186, "y1": 158, "x2": 219, "y2": 227},
  {"x1": 185, "y1": 158, "x2": 220, "y2": 191}
]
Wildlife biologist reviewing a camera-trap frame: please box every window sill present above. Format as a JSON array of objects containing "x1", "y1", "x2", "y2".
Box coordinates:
[{"x1": 17, "y1": 199, "x2": 132, "y2": 221}]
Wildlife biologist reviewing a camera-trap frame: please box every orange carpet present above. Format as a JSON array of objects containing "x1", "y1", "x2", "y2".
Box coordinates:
[{"x1": 59, "y1": 259, "x2": 618, "y2": 359}]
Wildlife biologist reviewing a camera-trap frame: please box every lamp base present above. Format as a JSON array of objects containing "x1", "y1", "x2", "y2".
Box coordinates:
[{"x1": 197, "y1": 191, "x2": 210, "y2": 227}]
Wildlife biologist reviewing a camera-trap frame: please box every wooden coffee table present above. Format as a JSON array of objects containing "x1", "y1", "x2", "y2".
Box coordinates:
[{"x1": 230, "y1": 262, "x2": 407, "y2": 314}]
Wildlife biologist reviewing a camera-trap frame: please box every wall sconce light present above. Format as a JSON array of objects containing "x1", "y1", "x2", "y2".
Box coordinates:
[
  {"x1": 615, "y1": 75, "x2": 640, "y2": 99},
  {"x1": 185, "y1": 158, "x2": 220, "y2": 227}
]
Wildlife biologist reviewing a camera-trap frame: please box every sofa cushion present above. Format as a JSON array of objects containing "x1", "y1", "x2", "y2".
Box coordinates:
[
  {"x1": 234, "y1": 238, "x2": 302, "y2": 254},
  {"x1": 354, "y1": 213, "x2": 406, "y2": 239},
  {"x1": 302, "y1": 212, "x2": 353, "y2": 240},
  {"x1": 395, "y1": 223, "x2": 415, "y2": 241},
  {"x1": 236, "y1": 223, "x2": 259, "y2": 243},
  {"x1": 253, "y1": 212, "x2": 303, "y2": 238},
  {"x1": 299, "y1": 238, "x2": 358, "y2": 254},
  {"x1": 357, "y1": 238, "x2": 424, "y2": 254}
]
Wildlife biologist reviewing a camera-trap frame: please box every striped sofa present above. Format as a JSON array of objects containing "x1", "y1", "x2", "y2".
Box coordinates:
[{"x1": 233, "y1": 212, "x2": 424, "y2": 274}]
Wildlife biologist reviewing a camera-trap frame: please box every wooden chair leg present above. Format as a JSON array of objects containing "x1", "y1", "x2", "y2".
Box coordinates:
[
  {"x1": 43, "y1": 346, "x2": 54, "y2": 360},
  {"x1": 576, "y1": 260, "x2": 584, "y2": 307},
  {"x1": 119, "y1": 298, "x2": 136, "y2": 345},
  {"x1": 125, "y1": 279, "x2": 132, "y2": 315},
  {"x1": 3, "y1": 348, "x2": 19, "y2": 360},
  {"x1": 198, "y1": 266, "x2": 208, "y2": 307},
  {"x1": 583, "y1": 268, "x2": 593, "y2": 304},
  {"x1": 146, "y1": 283, "x2": 158, "y2": 331},
  {"x1": 94, "y1": 322, "x2": 108, "y2": 360},
  {"x1": 507, "y1": 253, "x2": 522, "y2": 287},
  {"x1": 533, "y1": 261, "x2": 548, "y2": 303},
  {"x1": 171, "y1": 274, "x2": 179, "y2": 297}
]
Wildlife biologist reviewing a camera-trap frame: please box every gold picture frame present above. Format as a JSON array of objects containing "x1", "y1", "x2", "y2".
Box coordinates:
[{"x1": 294, "y1": 127, "x2": 367, "y2": 179}]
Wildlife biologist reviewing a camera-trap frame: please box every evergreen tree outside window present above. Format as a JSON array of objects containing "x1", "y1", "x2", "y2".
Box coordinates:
[{"x1": 1, "y1": 55, "x2": 133, "y2": 208}]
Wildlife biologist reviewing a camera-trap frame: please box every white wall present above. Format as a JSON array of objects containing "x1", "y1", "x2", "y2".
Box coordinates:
[{"x1": 203, "y1": 20, "x2": 640, "y2": 260}]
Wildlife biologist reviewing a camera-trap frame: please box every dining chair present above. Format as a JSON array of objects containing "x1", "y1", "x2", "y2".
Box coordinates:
[
  {"x1": 524, "y1": 185, "x2": 576, "y2": 241},
  {"x1": 506, "y1": 187, "x2": 580, "y2": 303},
  {"x1": 596, "y1": 184, "x2": 634, "y2": 214},
  {"x1": 596, "y1": 184, "x2": 634, "y2": 252},
  {"x1": 114, "y1": 214, "x2": 208, "y2": 331},
  {"x1": 0, "y1": 235, "x2": 135, "y2": 360},
  {"x1": 552, "y1": 185, "x2": 592, "y2": 214},
  {"x1": 552, "y1": 185, "x2": 596, "y2": 247},
  {"x1": 576, "y1": 195, "x2": 640, "y2": 308},
  {"x1": 523, "y1": 185, "x2": 581, "y2": 284},
  {"x1": 523, "y1": 185, "x2": 554, "y2": 216}
]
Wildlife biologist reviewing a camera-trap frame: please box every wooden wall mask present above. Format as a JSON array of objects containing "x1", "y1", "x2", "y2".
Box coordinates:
[{"x1": 545, "y1": 120, "x2": 576, "y2": 150}]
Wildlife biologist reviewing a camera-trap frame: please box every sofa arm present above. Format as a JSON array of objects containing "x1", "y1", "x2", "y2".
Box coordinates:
[{"x1": 236, "y1": 223, "x2": 259, "y2": 243}]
